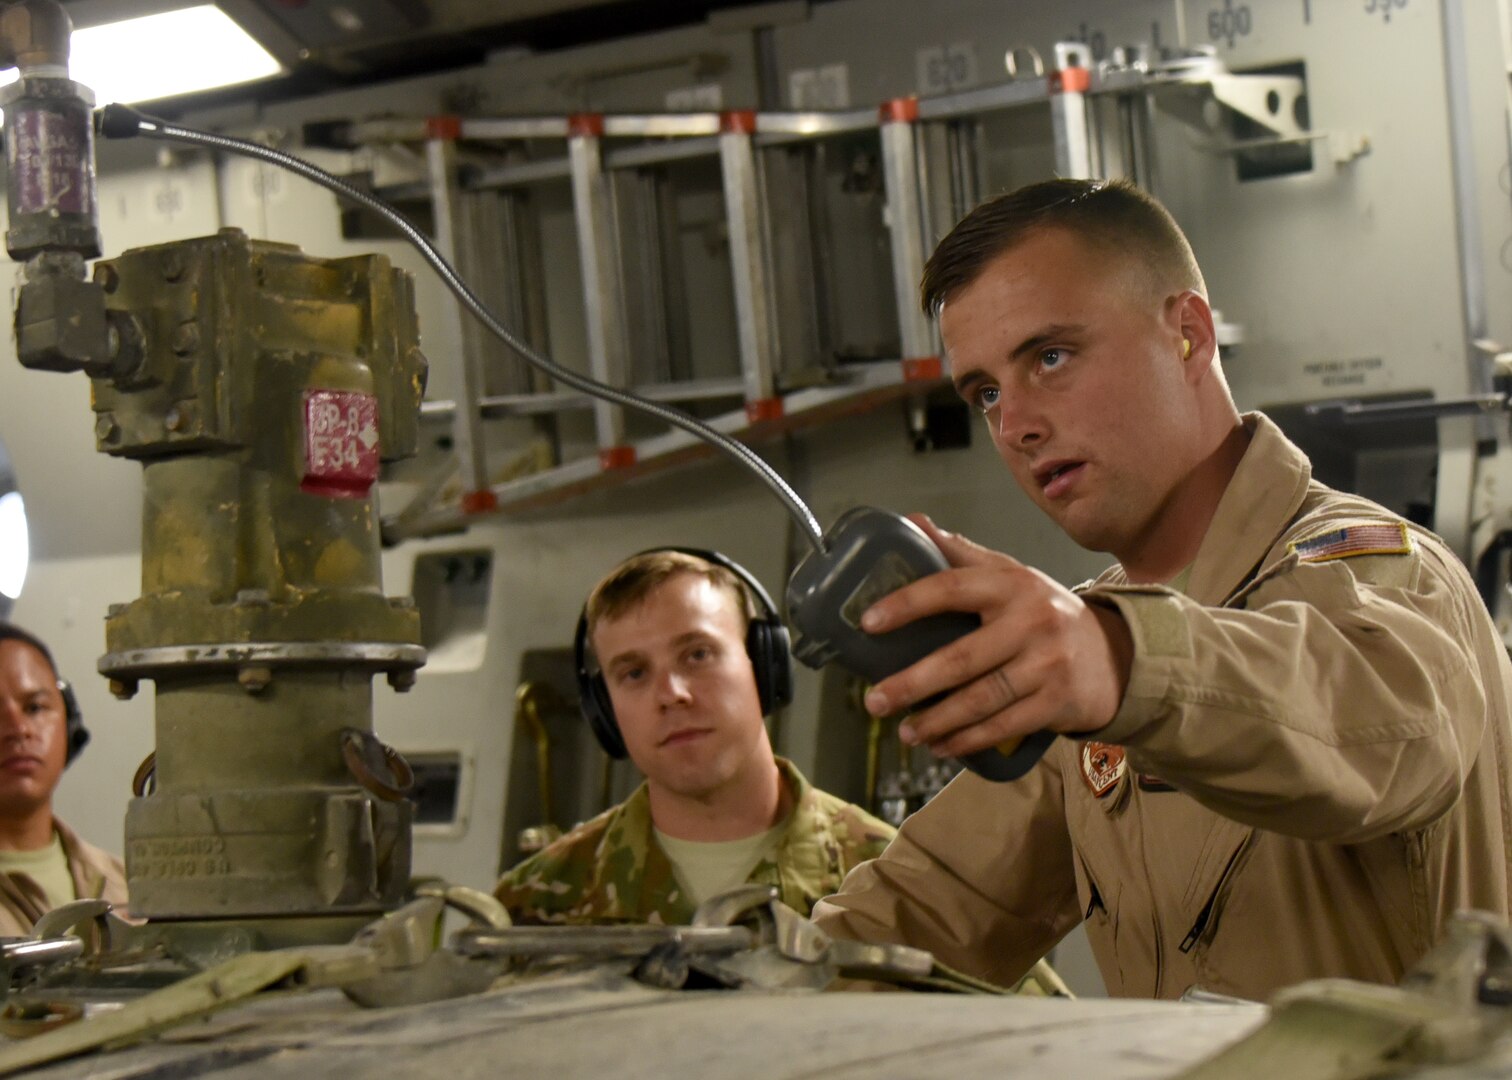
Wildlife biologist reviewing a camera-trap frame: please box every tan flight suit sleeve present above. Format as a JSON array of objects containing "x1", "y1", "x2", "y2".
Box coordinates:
[
  {"x1": 1088, "y1": 538, "x2": 1487, "y2": 844},
  {"x1": 811, "y1": 746, "x2": 1082, "y2": 989}
]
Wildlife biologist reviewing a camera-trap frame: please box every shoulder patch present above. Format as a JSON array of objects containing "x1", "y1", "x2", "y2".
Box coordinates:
[
  {"x1": 1289, "y1": 521, "x2": 1412, "y2": 563},
  {"x1": 1081, "y1": 741, "x2": 1126, "y2": 798}
]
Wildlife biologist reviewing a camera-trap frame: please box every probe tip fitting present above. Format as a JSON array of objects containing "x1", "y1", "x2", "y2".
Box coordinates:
[{"x1": 97, "y1": 103, "x2": 144, "y2": 139}]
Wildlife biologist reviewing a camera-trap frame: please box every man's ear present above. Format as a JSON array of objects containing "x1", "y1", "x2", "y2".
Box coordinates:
[{"x1": 1168, "y1": 291, "x2": 1217, "y2": 381}]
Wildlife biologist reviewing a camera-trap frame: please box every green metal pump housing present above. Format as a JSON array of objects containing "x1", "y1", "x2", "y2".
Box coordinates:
[{"x1": 89, "y1": 229, "x2": 428, "y2": 947}]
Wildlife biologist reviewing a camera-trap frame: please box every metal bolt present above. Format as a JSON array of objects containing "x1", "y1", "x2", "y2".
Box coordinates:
[
  {"x1": 387, "y1": 669, "x2": 417, "y2": 693},
  {"x1": 238, "y1": 666, "x2": 273, "y2": 693},
  {"x1": 171, "y1": 321, "x2": 199, "y2": 356},
  {"x1": 162, "y1": 251, "x2": 185, "y2": 282},
  {"x1": 108, "y1": 678, "x2": 138, "y2": 701},
  {"x1": 94, "y1": 413, "x2": 119, "y2": 443}
]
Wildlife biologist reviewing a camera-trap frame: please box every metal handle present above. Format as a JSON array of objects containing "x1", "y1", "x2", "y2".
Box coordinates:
[{"x1": 340, "y1": 728, "x2": 415, "y2": 802}]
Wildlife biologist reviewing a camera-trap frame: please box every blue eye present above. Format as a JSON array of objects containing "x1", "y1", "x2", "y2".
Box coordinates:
[
  {"x1": 1039, "y1": 349, "x2": 1066, "y2": 371},
  {"x1": 973, "y1": 386, "x2": 1000, "y2": 413}
]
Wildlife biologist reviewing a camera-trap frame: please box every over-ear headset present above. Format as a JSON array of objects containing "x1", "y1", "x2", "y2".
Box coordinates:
[
  {"x1": 0, "y1": 621, "x2": 90, "y2": 764},
  {"x1": 574, "y1": 548, "x2": 793, "y2": 759},
  {"x1": 59, "y1": 679, "x2": 88, "y2": 764}
]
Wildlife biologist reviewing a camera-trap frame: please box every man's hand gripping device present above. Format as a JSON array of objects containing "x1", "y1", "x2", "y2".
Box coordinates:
[{"x1": 787, "y1": 507, "x2": 1054, "y2": 782}]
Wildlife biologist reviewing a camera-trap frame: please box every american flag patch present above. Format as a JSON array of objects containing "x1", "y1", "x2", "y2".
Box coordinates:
[{"x1": 1289, "y1": 521, "x2": 1412, "y2": 563}]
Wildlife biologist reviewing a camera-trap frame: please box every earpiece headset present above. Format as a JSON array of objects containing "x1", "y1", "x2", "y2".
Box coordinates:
[
  {"x1": 573, "y1": 548, "x2": 793, "y2": 759},
  {"x1": 59, "y1": 680, "x2": 88, "y2": 764},
  {"x1": 0, "y1": 621, "x2": 90, "y2": 764}
]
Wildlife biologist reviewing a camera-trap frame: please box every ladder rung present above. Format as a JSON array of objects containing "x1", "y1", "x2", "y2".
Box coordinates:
[{"x1": 419, "y1": 378, "x2": 747, "y2": 420}]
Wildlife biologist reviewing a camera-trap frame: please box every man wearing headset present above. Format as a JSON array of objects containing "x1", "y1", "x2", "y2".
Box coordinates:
[
  {"x1": 494, "y1": 549, "x2": 897, "y2": 926},
  {"x1": 0, "y1": 622, "x2": 127, "y2": 935}
]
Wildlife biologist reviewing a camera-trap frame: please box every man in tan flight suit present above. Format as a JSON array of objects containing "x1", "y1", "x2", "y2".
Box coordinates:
[
  {"x1": 0, "y1": 622, "x2": 127, "y2": 935},
  {"x1": 812, "y1": 179, "x2": 1512, "y2": 1001}
]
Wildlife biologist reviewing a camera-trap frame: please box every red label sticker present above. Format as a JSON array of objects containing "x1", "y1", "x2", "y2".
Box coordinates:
[
  {"x1": 302, "y1": 389, "x2": 380, "y2": 499},
  {"x1": 1081, "y1": 741, "x2": 1126, "y2": 798}
]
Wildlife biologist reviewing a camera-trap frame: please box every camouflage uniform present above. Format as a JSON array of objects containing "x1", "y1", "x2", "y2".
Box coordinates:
[{"x1": 494, "y1": 758, "x2": 894, "y2": 925}]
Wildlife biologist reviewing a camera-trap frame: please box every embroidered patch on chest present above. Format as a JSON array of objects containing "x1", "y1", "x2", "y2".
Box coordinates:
[
  {"x1": 1289, "y1": 521, "x2": 1412, "y2": 563},
  {"x1": 1081, "y1": 741, "x2": 1126, "y2": 798}
]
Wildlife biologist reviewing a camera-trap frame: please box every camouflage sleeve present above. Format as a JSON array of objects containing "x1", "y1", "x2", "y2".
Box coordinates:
[
  {"x1": 861, "y1": 820, "x2": 896, "y2": 862},
  {"x1": 492, "y1": 827, "x2": 603, "y2": 925},
  {"x1": 493, "y1": 848, "x2": 561, "y2": 925},
  {"x1": 831, "y1": 803, "x2": 898, "y2": 872}
]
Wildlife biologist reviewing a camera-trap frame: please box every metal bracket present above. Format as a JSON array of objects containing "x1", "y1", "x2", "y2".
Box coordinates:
[
  {"x1": 31, "y1": 899, "x2": 113, "y2": 944},
  {"x1": 1149, "y1": 50, "x2": 1327, "y2": 154},
  {"x1": 340, "y1": 888, "x2": 509, "y2": 1008},
  {"x1": 1175, "y1": 912, "x2": 1512, "y2": 1079}
]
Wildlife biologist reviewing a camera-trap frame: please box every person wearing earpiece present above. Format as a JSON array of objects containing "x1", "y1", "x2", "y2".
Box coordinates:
[
  {"x1": 492, "y1": 548, "x2": 898, "y2": 927},
  {"x1": 811, "y1": 178, "x2": 1512, "y2": 1001},
  {"x1": 0, "y1": 622, "x2": 128, "y2": 936}
]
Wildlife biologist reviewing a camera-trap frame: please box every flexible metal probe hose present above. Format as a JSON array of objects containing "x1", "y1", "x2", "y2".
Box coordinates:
[{"x1": 97, "y1": 104, "x2": 827, "y2": 551}]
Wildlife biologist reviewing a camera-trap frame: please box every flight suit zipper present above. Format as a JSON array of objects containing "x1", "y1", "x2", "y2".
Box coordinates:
[
  {"x1": 1084, "y1": 880, "x2": 1103, "y2": 921},
  {"x1": 1179, "y1": 895, "x2": 1217, "y2": 953},
  {"x1": 1179, "y1": 837, "x2": 1251, "y2": 954}
]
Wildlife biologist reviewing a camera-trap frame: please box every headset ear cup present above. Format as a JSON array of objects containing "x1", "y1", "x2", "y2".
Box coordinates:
[
  {"x1": 747, "y1": 619, "x2": 794, "y2": 716},
  {"x1": 66, "y1": 722, "x2": 90, "y2": 763},
  {"x1": 582, "y1": 673, "x2": 628, "y2": 760},
  {"x1": 59, "y1": 680, "x2": 88, "y2": 765},
  {"x1": 767, "y1": 623, "x2": 793, "y2": 711},
  {"x1": 574, "y1": 608, "x2": 628, "y2": 759}
]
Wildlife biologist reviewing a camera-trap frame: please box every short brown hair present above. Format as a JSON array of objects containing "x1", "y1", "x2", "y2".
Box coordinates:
[
  {"x1": 920, "y1": 178, "x2": 1205, "y2": 317},
  {"x1": 585, "y1": 551, "x2": 756, "y2": 641}
]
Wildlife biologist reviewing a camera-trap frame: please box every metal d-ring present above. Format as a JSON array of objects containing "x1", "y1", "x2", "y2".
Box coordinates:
[
  {"x1": 131, "y1": 752, "x2": 156, "y2": 797},
  {"x1": 340, "y1": 728, "x2": 415, "y2": 802}
]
